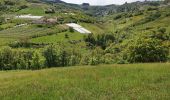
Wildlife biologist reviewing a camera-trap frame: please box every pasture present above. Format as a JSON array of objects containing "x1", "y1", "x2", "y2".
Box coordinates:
[
  {"x1": 31, "y1": 31, "x2": 85, "y2": 43},
  {"x1": 0, "y1": 63, "x2": 170, "y2": 100}
]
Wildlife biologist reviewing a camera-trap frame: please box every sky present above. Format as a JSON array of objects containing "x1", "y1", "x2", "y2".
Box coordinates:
[{"x1": 62, "y1": 0, "x2": 144, "y2": 5}]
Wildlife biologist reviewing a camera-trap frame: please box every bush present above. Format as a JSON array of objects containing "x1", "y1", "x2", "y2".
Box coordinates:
[
  {"x1": 43, "y1": 44, "x2": 81, "y2": 67},
  {"x1": 30, "y1": 51, "x2": 45, "y2": 70},
  {"x1": 84, "y1": 33, "x2": 115, "y2": 49},
  {"x1": 0, "y1": 16, "x2": 5, "y2": 25},
  {"x1": 0, "y1": 47, "x2": 45, "y2": 70},
  {"x1": 69, "y1": 27, "x2": 74, "y2": 33},
  {"x1": 127, "y1": 38, "x2": 169, "y2": 63},
  {"x1": 0, "y1": 47, "x2": 14, "y2": 70}
]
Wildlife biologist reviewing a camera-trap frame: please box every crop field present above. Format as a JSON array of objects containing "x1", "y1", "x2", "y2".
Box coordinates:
[
  {"x1": 0, "y1": 26, "x2": 56, "y2": 38},
  {"x1": 0, "y1": 63, "x2": 170, "y2": 100}
]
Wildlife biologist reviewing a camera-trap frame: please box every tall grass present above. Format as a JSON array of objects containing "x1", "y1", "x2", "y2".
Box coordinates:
[{"x1": 0, "y1": 63, "x2": 170, "y2": 100}]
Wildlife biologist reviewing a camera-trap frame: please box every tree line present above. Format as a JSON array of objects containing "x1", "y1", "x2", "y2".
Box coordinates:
[{"x1": 0, "y1": 33, "x2": 169, "y2": 70}]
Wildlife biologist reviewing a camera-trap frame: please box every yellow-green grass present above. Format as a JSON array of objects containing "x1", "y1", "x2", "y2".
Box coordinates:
[
  {"x1": 80, "y1": 23, "x2": 105, "y2": 34},
  {"x1": 17, "y1": 3, "x2": 49, "y2": 16},
  {"x1": 31, "y1": 31, "x2": 85, "y2": 43},
  {"x1": 0, "y1": 38, "x2": 16, "y2": 46},
  {"x1": 0, "y1": 63, "x2": 170, "y2": 100},
  {"x1": 0, "y1": 26, "x2": 56, "y2": 38}
]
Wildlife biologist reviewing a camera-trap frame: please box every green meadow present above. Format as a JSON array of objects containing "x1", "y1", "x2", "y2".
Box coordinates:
[
  {"x1": 0, "y1": 0, "x2": 170, "y2": 99},
  {"x1": 31, "y1": 31, "x2": 85, "y2": 43},
  {"x1": 0, "y1": 63, "x2": 170, "y2": 100}
]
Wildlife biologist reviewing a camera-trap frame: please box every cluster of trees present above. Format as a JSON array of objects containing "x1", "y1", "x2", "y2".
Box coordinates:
[
  {"x1": 0, "y1": 33, "x2": 169, "y2": 70},
  {"x1": 0, "y1": 44, "x2": 87, "y2": 70},
  {"x1": 0, "y1": 45, "x2": 106, "y2": 70},
  {"x1": 84, "y1": 33, "x2": 169, "y2": 64},
  {"x1": 0, "y1": 47, "x2": 45, "y2": 70},
  {"x1": 84, "y1": 33, "x2": 115, "y2": 49}
]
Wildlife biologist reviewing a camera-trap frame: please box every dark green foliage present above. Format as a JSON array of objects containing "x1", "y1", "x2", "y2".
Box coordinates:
[
  {"x1": 114, "y1": 14, "x2": 122, "y2": 20},
  {"x1": 0, "y1": 16, "x2": 5, "y2": 25},
  {"x1": 84, "y1": 34, "x2": 96, "y2": 48},
  {"x1": 147, "y1": 7, "x2": 158, "y2": 11},
  {"x1": 150, "y1": 28, "x2": 170, "y2": 40},
  {"x1": 43, "y1": 45, "x2": 59, "y2": 67},
  {"x1": 69, "y1": 27, "x2": 74, "y2": 33},
  {"x1": 84, "y1": 33, "x2": 115, "y2": 49},
  {"x1": 4, "y1": 0, "x2": 15, "y2": 6},
  {"x1": 135, "y1": 12, "x2": 162, "y2": 25},
  {"x1": 65, "y1": 33, "x2": 69, "y2": 38},
  {"x1": 45, "y1": 8, "x2": 55, "y2": 14},
  {"x1": 19, "y1": 5, "x2": 28, "y2": 10},
  {"x1": 145, "y1": 12, "x2": 161, "y2": 22},
  {"x1": 43, "y1": 44, "x2": 81, "y2": 67}
]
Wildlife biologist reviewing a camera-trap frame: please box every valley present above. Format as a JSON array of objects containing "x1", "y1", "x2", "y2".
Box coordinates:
[{"x1": 0, "y1": 0, "x2": 170, "y2": 99}]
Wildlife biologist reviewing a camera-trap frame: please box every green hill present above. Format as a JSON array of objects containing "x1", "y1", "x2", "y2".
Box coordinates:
[{"x1": 0, "y1": 0, "x2": 169, "y2": 67}]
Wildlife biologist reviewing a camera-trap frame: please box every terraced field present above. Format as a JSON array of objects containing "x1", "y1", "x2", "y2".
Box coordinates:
[
  {"x1": 0, "y1": 26, "x2": 55, "y2": 38},
  {"x1": 31, "y1": 31, "x2": 85, "y2": 43}
]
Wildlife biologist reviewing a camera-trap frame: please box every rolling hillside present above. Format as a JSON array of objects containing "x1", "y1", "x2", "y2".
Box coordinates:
[
  {"x1": 0, "y1": 63, "x2": 170, "y2": 100},
  {"x1": 0, "y1": 0, "x2": 169, "y2": 65},
  {"x1": 0, "y1": 1, "x2": 170, "y2": 99}
]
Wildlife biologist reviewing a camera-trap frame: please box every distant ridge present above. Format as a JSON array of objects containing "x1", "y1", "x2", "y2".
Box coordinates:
[{"x1": 43, "y1": 0, "x2": 65, "y2": 3}]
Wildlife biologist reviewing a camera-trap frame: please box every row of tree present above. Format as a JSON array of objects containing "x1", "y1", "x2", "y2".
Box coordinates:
[{"x1": 0, "y1": 36, "x2": 169, "y2": 70}]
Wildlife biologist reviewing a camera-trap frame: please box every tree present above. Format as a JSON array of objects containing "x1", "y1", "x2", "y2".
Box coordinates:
[
  {"x1": 0, "y1": 16, "x2": 5, "y2": 25},
  {"x1": 43, "y1": 45, "x2": 59, "y2": 67},
  {"x1": 89, "y1": 47, "x2": 104, "y2": 65},
  {"x1": 127, "y1": 38, "x2": 169, "y2": 63},
  {"x1": 65, "y1": 33, "x2": 69, "y2": 38},
  {"x1": 69, "y1": 27, "x2": 74, "y2": 33},
  {"x1": 0, "y1": 47, "x2": 14, "y2": 70},
  {"x1": 31, "y1": 51, "x2": 45, "y2": 70}
]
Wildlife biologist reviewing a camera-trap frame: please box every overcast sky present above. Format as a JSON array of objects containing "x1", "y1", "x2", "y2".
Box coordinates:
[{"x1": 62, "y1": 0, "x2": 144, "y2": 5}]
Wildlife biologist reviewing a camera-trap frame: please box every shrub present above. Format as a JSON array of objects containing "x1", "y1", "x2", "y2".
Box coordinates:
[
  {"x1": 0, "y1": 47, "x2": 14, "y2": 70},
  {"x1": 30, "y1": 51, "x2": 45, "y2": 70},
  {"x1": 69, "y1": 27, "x2": 74, "y2": 33},
  {"x1": 114, "y1": 14, "x2": 122, "y2": 20},
  {"x1": 0, "y1": 47, "x2": 45, "y2": 70},
  {"x1": 127, "y1": 38, "x2": 169, "y2": 63}
]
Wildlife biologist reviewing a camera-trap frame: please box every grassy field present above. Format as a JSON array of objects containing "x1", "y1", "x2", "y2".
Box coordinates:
[
  {"x1": 31, "y1": 31, "x2": 85, "y2": 43},
  {"x1": 0, "y1": 63, "x2": 170, "y2": 100},
  {"x1": 0, "y1": 38, "x2": 16, "y2": 46}
]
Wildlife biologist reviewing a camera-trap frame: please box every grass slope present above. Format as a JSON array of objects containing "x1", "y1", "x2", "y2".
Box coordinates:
[
  {"x1": 31, "y1": 31, "x2": 85, "y2": 43},
  {"x1": 0, "y1": 63, "x2": 170, "y2": 100}
]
